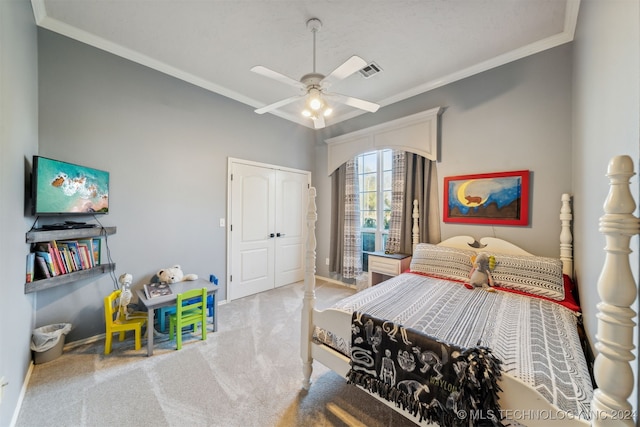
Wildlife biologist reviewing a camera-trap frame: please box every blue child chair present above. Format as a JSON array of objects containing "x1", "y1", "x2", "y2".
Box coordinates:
[{"x1": 156, "y1": 275, "x2": 217, "y2": 332}]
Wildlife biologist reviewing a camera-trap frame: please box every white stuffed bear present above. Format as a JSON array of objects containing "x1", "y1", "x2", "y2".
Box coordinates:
[{"x1": 156, "y1": 265, "x2": 198, "y2": 284}]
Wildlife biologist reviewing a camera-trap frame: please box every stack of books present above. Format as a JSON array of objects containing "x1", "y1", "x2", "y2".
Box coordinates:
[{"x1": 26, "y1": 238, "x2": 102, "y2": 281}]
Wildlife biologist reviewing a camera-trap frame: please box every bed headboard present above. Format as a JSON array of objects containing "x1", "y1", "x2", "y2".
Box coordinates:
[{"x1": 411, "y1": 193, "x2": 574, "y2": 277}]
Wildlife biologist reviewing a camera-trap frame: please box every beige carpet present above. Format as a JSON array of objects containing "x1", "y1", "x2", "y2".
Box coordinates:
[{"x1": 15, "y1": 280, "x2": 419, "y2": 427}]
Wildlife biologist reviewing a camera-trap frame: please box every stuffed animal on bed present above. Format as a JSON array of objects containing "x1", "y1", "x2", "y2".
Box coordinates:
[
  {"x1": 155, "y1": 265, "x2": 198, "y2": 284},
  {"x1": 468, "y1": 252, "x2": 496, "y2": 291}
]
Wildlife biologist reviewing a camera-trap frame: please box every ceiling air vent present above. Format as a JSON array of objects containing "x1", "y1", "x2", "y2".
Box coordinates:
[{"x1": 359, "y1": 62, "x2": 383, "y2": 79}]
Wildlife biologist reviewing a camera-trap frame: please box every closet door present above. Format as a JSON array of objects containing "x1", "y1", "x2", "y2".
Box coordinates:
[
  {"x1": 230, "y1": 163, "x2": 276, "y2": 300},
  {"x1": 229, "y1": 160, "x2": 309, "y2": 300},
  {"x1": 274, "y1": 170, "x2": 308, "y2": 287}
]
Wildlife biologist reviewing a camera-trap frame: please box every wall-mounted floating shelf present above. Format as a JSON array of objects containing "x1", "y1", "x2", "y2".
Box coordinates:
[{"x1": 25, "y1": 226, "x2": 116, "y2": 294}]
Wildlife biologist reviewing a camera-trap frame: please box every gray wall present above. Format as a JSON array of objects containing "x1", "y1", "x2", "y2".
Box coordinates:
[
  {"x1": 3, "y1": 0, "x2": 639, "y2": 422},
  {"x1": 572, "y1": 0, "x2": 639, "y2": 411},
  {"x1": 314, "y1": 44, "x2": 574, "y2": 277},
  {"x1": 0, "y1": 1, "x2": 38, "y2": 426},
  {"x1": 36, "y1": 29, "x2": 316, "y2": 342}
]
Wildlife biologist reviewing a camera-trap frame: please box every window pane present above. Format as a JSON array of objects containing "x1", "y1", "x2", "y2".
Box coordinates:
[
  {"x1": 363, "y1": 154, "x2": 377, "y2": 173},
  {"x1": 362, "y1": 232, "x2": 375, "y2": 252},
  {"x1": 362, "y1": 232, "x2": 375, "y2": 272},
  {"x1": 362, "y1": 211, "x2": 376, "y2": 229},
  {"x1": 382, "y1": 149, "x2": 392, "y2": 170},
  {"x1": 363, "y1": 173, "x2": 377, "y2": 192},
  {"x1": 383, "y1": 170, "x2": 392, "y2": 191},
  {"x1": 364, "y1": 191, "x2": 376, "y2": 211},
  {"x1": 383, "y1": 209, "x2": 391, "y2": 230},
  {"x1": 360, "y1": 195, "x2": 367, "y2": 212},
  {"x1": 383, "y1": 190, "x2": 392, "y2": 210}
]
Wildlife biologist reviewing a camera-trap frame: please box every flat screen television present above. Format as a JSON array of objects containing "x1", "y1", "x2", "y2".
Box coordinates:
[{"x1": 32, "y1": 156, "x2": 109, "y2": 216}]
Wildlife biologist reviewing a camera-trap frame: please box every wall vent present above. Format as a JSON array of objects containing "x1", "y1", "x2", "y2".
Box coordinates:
[{"x1": 359, "y1": 62, "x2": 383, "y2": 78}]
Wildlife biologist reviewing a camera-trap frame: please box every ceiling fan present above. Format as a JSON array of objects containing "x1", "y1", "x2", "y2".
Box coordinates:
[{"x1": 251, "y1": 18, "x2": 380, "y2": 129}]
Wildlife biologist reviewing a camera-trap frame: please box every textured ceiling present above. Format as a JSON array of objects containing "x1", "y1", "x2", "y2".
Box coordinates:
[{"x1": 31, "y1": 0, "x2": 580, "y2": 129}]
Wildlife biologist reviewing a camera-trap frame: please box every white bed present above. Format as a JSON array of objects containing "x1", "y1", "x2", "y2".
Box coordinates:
[{"x1": 301, "y1": 155, "x2": 638, "y2": 426}]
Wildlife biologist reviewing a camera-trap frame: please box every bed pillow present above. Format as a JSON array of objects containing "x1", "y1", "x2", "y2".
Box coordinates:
[
  {"x1": 410, "y1": 243, "x2": 475, "y2": 282},
  {"x1": 491, "y1": 253, "x2": 565, "y2": 301}
]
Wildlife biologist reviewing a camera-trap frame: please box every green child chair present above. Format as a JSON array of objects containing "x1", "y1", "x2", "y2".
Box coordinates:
[
  {"x1": 156, "y1": 275, "x2": 217, "y2": 332},
  {"x1": 169, "y1": 287, "x2": 208, "y2": 350}
]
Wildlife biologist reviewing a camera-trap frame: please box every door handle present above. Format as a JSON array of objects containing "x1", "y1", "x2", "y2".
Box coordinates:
[
  {"x1": 269, "y1": 233, "x2": 275, "y2": 238},
  {"x1": 276, "y1": 233, "x2": 285, "y2": 237}
]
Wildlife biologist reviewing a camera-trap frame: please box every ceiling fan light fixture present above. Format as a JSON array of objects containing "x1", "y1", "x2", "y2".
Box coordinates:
[
  {"x1": 251, "y1": 17, "x2": 380, "y2": 128},
  {"x1": 308, "y1": 88, "x2": 323, "y2": 110}
]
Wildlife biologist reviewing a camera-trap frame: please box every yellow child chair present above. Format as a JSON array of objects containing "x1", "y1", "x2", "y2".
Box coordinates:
[
  {"x1": 104, "y1": 289, "x2": 147, "y2": 354},
  {"x1": 169, "y1": 287, "x2": 207, "y2": 350}
]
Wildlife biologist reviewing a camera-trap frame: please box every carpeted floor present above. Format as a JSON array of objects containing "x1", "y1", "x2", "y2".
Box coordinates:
[{"x1": 15, "y1": 280, "x2": 419, "y2": 427}]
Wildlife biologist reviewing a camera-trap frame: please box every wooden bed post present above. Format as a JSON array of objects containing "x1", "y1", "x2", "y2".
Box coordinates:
[
  {"x1": 560, "y1": 193, "x2": 574, "y2": 276},
  {"x1": 301, "y1": 187, "x2": 317, "y2": 390},
  {"x1": 592, "y1": 155, "x2": 639, "y2": 426}
]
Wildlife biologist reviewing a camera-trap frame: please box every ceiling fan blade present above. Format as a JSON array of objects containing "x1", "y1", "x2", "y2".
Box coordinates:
[
  {"x1": 328, "y1": 93, "x2": 380, "y2": 113},
  {"x1": 251, "y1": 66, "x2": 306, "y2": 90},
  {"x1": 313, "y1": 115, "x2": 326, "y2": 129},
  {"x1": 320, "y1": 55, "x2": 367, "y2": 87},
  {"x1": 255, "y1": 95, "x2": 304, "y2": 114}
]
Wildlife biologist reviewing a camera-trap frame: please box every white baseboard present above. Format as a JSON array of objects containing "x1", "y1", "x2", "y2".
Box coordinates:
[{"x1": 9, "y1": 361, "x2": 33, "y2": 427}]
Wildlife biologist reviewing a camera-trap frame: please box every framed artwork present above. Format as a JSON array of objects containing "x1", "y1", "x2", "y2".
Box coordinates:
[{"x1": 443, "y1": 170, "x2": 530, "y2": 225}]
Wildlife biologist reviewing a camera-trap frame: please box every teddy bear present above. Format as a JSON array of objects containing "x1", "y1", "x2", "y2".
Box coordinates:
[
  {"x1": 468, "y1": 252, "x2": 495, "y2": 291},
  {"x1": 155, "y1": 265, "x2": 198, "y2": 284}
]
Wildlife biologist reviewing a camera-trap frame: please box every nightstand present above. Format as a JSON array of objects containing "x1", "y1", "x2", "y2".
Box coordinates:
[{"x1": 367, "y1": 251, "x2": 412, "y2": 287}]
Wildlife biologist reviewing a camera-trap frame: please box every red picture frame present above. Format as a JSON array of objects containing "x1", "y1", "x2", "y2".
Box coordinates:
[{"x1": 443, "y1": 170, "x2": 530, "y2": 225}]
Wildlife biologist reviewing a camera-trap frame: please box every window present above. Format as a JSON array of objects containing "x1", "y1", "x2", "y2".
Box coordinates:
[{"x1": 356, "y1": 149, "x2": 392, "y2": 270}]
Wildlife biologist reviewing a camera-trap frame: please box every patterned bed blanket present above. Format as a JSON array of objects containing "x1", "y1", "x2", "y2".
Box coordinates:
[
  {"x1": 347, "y1": 311, "x2": 504, "y2": 426},
  {"x1": 313, "y1": 273, "x2": 593, "y2": 420}
]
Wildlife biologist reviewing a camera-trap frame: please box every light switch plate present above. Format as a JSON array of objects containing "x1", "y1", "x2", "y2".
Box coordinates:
[{"x1": 219, "y1": 218, "x2": 225, "y2": 227}]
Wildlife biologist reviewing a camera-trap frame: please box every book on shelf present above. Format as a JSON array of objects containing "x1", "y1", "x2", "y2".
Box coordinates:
[
  {"x1": 48, "y1": 241, "x2": 66, "y2": 275},
  {"x1": 143, "y1": 282, "x2": 173, "y2": 299},
  {"x1": 77, "y1": 243, "x2": 93, "y2": 269},
  {"x1": 56, "y1": 244, "x2": 74, "y2": 272},
  {"x1": 77, "y1": 239, "x2": 95, "y2": 268},
  {"x1": 26, "y1": 253, "x2": 35, "y2": 283},
  {"x1": 34, "y1": 254, "x2": 51, "y2": 279},
  {"x1": 58, "y1": 240, "x2": 87, "y2": 271},
  {"x1": 35, "y1": 251, "x2": 57, "y2": 277}
]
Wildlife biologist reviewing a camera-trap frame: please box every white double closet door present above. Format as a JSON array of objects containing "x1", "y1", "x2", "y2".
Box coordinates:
[{"x1": 228, "y1": 159, "x2": 310, "y2": 300}]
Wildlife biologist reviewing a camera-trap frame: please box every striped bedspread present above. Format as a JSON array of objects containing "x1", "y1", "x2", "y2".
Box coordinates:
[{"x1": 313, "y1": 272, "x2": 593, "y2": 420}]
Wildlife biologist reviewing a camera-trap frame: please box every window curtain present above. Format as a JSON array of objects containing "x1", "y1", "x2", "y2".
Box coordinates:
[
  {"x1": 400, "y1": 153, "x2": 441, "y2": 253},
  {"x1": 343, "y1": 159, "x2": 363, "y2": 278},
  {"x1": 329, "y1": 163, "x2": 346, "y2": 275},
  {"x1": 330, "y1": 152, "x2": 439, "y2": 277},
  {"x1": 385, "y1": 150, "x2": 405, "y2": 254},
  {"x1": 329, "y1": 160, "x2": 363, "y2": 279}
]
